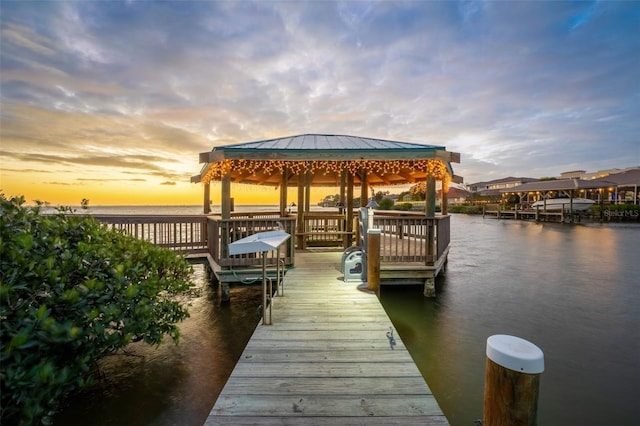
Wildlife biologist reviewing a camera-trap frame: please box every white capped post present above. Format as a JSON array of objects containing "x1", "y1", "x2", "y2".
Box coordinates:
[{"x1": 483, "y1": 334, "x2": 544, "y2": 426}]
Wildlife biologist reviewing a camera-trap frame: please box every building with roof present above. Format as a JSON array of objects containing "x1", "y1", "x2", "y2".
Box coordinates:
[
  {"x1": 468, "y1": 177, "x2": 539, "y2": 197},
  {"x1": 500, "y1": 168, "x2": 640, "y2": 205}
]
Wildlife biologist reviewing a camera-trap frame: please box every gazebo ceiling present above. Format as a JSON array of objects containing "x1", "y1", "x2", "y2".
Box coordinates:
[{"x1": 192, "y1": 134, "x2": 461, "y2": 187}]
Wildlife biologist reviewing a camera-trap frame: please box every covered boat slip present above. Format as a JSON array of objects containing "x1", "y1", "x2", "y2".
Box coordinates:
[
  {"x1": 484, "y1": 177, "x2": 623, "y2": 223},
  {"x1": 204, "y1": 251, "x2": 448, "y2": 425},
  {"x1": 192, "y1": 134, "x2": 460, "y2": 295}
]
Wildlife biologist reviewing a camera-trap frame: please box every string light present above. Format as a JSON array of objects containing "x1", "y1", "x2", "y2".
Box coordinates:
[{"x1": 201, "y1": 159, "x2": 452, "y2": 185}]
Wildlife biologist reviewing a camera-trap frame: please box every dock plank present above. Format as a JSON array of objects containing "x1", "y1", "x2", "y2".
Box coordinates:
[
  {"x1": 211, "y1": 395, "x2": 443, "y2": 416},
  {"x1": 204, "y1": 251, "x2": 448, "y2": 425}
]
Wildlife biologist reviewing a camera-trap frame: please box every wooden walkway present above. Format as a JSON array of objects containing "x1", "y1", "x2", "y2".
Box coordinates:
[{"x1": 204, "y1": 250, "x2": 448, "y2": 425}]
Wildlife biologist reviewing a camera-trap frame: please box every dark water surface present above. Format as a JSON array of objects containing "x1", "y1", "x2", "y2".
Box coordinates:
[
  {"x1": 55, "y1": 212, "x2": 639, "y2": 425},
  {"x1": 54, "y1": 264, "x2": 262, "y2": 426}
]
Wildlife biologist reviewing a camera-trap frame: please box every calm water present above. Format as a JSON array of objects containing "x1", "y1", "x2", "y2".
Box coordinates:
[
  {"x1": 381, "y1": 214, "x2": 640, "y2": 426},
  {"x1": 55, "y1": 263, "x2": 263, "y2": 426},
  {"x1": 55, "y1": 209, "x2": 639, "y2": 425}
]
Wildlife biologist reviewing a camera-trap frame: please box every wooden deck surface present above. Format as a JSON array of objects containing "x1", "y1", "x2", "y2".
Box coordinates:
[{"x1": 204, "y1": 250, "x2": 448, "y2": 425}]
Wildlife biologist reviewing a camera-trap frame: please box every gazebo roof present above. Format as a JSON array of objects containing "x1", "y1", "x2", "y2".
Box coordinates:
[{"x1": 193, "y1": 134, "x2": 461, "y2": 187}]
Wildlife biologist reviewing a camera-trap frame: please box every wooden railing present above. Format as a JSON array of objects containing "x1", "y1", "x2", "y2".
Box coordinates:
[
  {"x1": 370, "y1": 213, "x2": 450, "y2": 265},
  {"x1": 207, "y1": 216, "x2": 297, "y2": 267},
  {"x1": 91, "y1": 212, "x2": 450, "y2": 270},
  {"x1": 301, "y1": 213, "x2": 350, "y2": 246},
  {"x1": 93, "y1": 215, "x2": 209, "y2": 253},
  {"x1": 229, "y1": 211, "x2": 286, "y2": 219}
]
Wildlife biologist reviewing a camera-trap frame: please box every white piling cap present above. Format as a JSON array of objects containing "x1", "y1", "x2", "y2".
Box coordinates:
[{"x1": 486, "y1": 334, "x2": 544, "y2": 374}]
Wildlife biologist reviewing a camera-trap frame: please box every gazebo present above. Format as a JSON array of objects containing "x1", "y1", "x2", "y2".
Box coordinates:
[{"x1": 191, "y1": 134, "x2": 461, "y2": 296}]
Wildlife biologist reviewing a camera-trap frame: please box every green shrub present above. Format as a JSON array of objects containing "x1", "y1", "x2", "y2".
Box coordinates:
[
  {"x1": 0, "y1": 195, "x2": 194, "y2": 425},
  {"x1": 378, "y1": 198, "x2": 395, "y2": 210},
  {"x1": 448, "y1": 205, "x2": 484, "y2": 214},
  {"x1": 391, "y1": 202, "x2": 413, "y2": 211}
]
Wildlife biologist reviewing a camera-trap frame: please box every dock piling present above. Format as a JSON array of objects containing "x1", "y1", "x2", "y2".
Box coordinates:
[
  {"x1": 366, "y1": 229, "x2": 381, "y2": 293},
  {"x1": 483, "y1": 334, "x2": 544, "y2": 426}
]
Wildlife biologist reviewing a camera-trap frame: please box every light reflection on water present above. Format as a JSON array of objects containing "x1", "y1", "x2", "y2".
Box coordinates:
[
  {"x1": 54, "y1": 262, "x2": 262, "y2": 426},
  {"x1": 380, "y1": 215, "x2": 640, "y2": 426}
]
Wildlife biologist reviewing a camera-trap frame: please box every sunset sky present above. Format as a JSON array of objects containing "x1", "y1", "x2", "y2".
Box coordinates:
[{"x1": 1, "y1": 1, "x2": 638, "y2": 206}]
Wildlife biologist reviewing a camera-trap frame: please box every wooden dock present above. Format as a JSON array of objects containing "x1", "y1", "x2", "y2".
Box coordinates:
[
  {"x1": 204, "y1": 250, "x2": 448, "y2": 425},
  {"x1": 482, "y1": 205, "x2": 586, "y2": 223}
]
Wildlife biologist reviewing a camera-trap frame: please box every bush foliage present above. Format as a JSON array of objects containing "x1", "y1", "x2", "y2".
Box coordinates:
[
  {"x1": 391, "y1": 202, "x2": 413, "y2": 211},
  {"x1": 448, "y1": 205, "x2": 484, "y2": 214},
  {"x1": 377, "y1": 198, "x2": 395, "y2": 210},
  {"x1": 0, "y1": 195, "x2": 194, "y2": 425}
]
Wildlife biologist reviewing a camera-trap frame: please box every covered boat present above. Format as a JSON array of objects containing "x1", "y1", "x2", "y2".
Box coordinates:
[{"x1": 531, "y1": 198, "x2": 595, "y2": 211}]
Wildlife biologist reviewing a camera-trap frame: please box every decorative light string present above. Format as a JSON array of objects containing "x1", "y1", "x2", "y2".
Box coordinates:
[{"x1": 201, "y1": 159, "x2": 451, "y2": 185}]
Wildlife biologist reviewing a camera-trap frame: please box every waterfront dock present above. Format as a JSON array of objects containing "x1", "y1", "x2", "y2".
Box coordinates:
[
  {"x1": 482, "y1": 204, "x2": 585, "y2": 223},
  {"x1": 204, "y1": 250, "x2": 448, "y2": 425}
]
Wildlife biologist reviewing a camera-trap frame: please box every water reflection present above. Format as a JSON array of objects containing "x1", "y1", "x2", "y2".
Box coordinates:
[
  {"x1": 54, "y1": 263, "x2": 262, "y2": 426},
  {"x1": 381, "y1": 215, "x2": 640, "y2": 426}
]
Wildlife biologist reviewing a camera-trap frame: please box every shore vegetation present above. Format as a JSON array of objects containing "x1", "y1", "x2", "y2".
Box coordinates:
[{"x1": 0, "y1": 194, "x2": 194, "y2": 425}]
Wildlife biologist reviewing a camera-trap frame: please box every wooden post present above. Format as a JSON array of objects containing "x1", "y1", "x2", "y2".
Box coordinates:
[
  {"x1": 221, "y1": 283, "x2": 230, "y2": 303},
  {"x1": 279, "y1": 168, "x2": 288, "y2": 217},
  {"x1": 221, "y1": 172, "x2": 231, "y2": 220},
  {"x1": 346, "y1": 172, "x2": 354, "y2": 246},
  {"x1": 340, "y1": 170, "x2": 348, "y2": 249},
  {"x1": 304, "y1": 171, "x2": 311, "y2": 215},
  {"x1": 441, "y1": 181, "x2": 448, "y2": 216},
  {"x1": 360, "y1": 169, "x2": 368, "y2": 207},
  {"x1": 297, "y1": 174, "x2": 305, "y2": 249},
  {"x1": 366, "y1": 229, "x2": 381, "y2": 293},
  {"x1": 425, "y1": 175, "x2": 436, "y2": 217},
  {"x1": 203, "y1": 182, "x2": 211, "y2": 214},
  {"x1": 483, "y1": 334, "x2": 544, "y2": 426},
  {"x1": 220, "y1": 172, "x2": 231, "y2": 275},
  {"x1": 424, "y1": 277, "x2": 435, "y2": 297}
]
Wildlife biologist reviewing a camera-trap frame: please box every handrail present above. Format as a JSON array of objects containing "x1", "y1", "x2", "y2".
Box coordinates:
[
  {"x1": 366, "y1": 213, "x2": 450, "y2": 265},
  {"x1": 207, "y1": 216, "x2": 296, "y2": 267},
  {"x1": 92, "y1": 214, "x2": 208, "y2": 253}
]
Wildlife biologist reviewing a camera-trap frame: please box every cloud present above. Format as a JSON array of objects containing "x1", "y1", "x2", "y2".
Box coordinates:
[{"x1": 1, "y1": 0, "x2": 638, "y2": 192}]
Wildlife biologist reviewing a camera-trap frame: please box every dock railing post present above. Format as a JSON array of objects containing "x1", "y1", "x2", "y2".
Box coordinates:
[
  {"x1": 366, "y1": 229, "x2": 381, "y2": 293},
  {"x1": 483, "y1": 334, "x2": 544, "y2": 426}
]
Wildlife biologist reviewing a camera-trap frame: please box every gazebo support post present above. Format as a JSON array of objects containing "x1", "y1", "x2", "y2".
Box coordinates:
[
  {"x1": 346, "y1": 172, "x2": 354, "y2": 247},
  {"x1": 221, "y1": 172, "x2": 231, "y2": 220},
  {"x1": 203, "y1": 182, "x2": 211, "y2": 214},
  {"x1": 304, "y1": 171, "x2": 311, "y2": 217},
  {"x1": 441, "y1": 183, "x2": 448, "y2": 215},
  {"x1": 360, "y1": 169, "x2": 368, "y2": 207},
  {"x1": 297, "y1": 174, "x2": 305, "y2": 249},
  {"x1": 425, "y1": 175, "x2": 436, "y2": 217},
  {"x1": 219, "y1": 171, "x2": 232, "y2": 303},
  {"x1": 279, "y1": 168, "x2": 288, "y2": 217},
  {"x1": 340, "y1": 170, "x2": 347, "y2": 213},
  {"x1": 426, "y1": 175, "x2": 436, "y2": 284},
  {"x1": 339, "y1": 170, "x2": 348, "y2": 249}
]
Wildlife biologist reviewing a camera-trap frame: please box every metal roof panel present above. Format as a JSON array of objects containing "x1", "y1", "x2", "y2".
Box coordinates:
[{"x1": 215, "y1": 134, "x2": 444, "y2": 151}]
